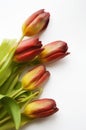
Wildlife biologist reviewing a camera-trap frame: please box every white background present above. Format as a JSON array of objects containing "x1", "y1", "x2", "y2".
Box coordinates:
[{"x1": 0, "y1": 0, "x2": 86, "y2": 130}]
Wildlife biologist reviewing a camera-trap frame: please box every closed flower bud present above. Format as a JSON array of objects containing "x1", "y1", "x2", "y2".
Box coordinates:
[
  {"x1": 39, "y1": 40, "x2": 70, "y2": 63},
  {"x1": 22, "y1": 9, "x2": 50, "y2": 36},
  {"x1": 23, "y1": 98, "x2": 59, "y2": 118},
  {"x1": 14, "y1": 37, "x2": 43, "y2": 62},
  {"x1": 21, "y1": 65, "x2": 50, "y2": 90}
]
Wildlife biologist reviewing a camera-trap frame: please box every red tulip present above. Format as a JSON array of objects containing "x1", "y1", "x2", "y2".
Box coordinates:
[
  {"x1": 21, "y1": 65, "x2": 50, "y2": 90},
  {"x1": 14, "y1": 37, "x2": 43, "y2": 62},
  {"x1": 39, "y1": 40, "x2": 70, "y2": 63},
  {"x1": 22, "y1": 9, "x2": 50, "y2": 36},
  {"x1": 23, "y1": 98, "x2": 59, "y2": 118}
]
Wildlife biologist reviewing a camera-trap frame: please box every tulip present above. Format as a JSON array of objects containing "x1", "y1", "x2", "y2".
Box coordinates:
[
  {"x1": 23, "y1": 98, "x2": 59, "y2": 118},
  {"x1": 14, "y1": 37, "x2": 43, "y2": 62},
  {"x1": 39, "y1": 40, "x2": 70, "y2": 63},
  {"x1": 21, "y1": 65, "x2": 50, "y2": 91},
  {"x1": 22, "y1": 9, "x2": 50, "y2": 37}
]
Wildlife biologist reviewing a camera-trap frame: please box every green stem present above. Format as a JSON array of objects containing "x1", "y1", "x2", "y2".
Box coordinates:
[
  {"x1": 17, "y1": 34, "x2": 24, "y2": 45},
  {"x1": 13, "y1": 89, "x2": 26, "y2": 99},
  {"x1": 20, "y1": 90, "x2": 40, "y2": 103},
  {"x1": 0, "y1": 116, "x2": 10, "y2": 125},
  {"x1": 0, "y1": 104, "x2": 2, "y2": 109},
  {"x1": 10, "y1": 87, "x2": 23, "y2": 98},
  {"x1": 19, "y1": 89, "x2": 42, "y2": 110},
  {"x1": 0, "y1": 108, "x2": 7, "y2": 120},
  {"x1": 0, "y1": 115, "x2": 31, "y2": 130}
]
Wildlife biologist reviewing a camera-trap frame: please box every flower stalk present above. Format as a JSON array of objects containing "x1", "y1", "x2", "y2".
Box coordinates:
[{"x1": 0, "y1": 115, "x2": 30, "y2": 130}]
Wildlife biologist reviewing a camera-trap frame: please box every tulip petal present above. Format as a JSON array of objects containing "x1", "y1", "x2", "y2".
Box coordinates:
[
  {"x1": 38, "y1": 40, "x2": 70, "y2": 63},
  {"x1": 25, "y1": 12, "x2": 50, "y2": 36},
  {"x1": 22, "y1": 65, "x2": 46, "y2": 89},
  {"x1": 33, "y1": 107, "x2": 58, "y2": 118},
  {"x1": 22, "y1": 9, "x2": 50, "y2": 36},
  {"x1": 14, "y1": 48, "x2": 43, "y2": 62},
  {"x1": 41, "y1": 41, "x2": 68, "y2": 58},
  {"x1": 27, "y1": 71, "x2": 50, "y2": 91},
  {"x1": 42, "y1": 52, "x2": 70, "y2": 62},
  {"x1": 35, "y1": 71, "x2": 50, "y2": 87},
  {"x1": 15, "y1": 37, "x2": 42, "y2": 54},
  {"x1": 23, "y1": 98, "x2": 59, "y2": 118},
  {"x1": 23, "y1": 9, "x2": 44, "y2": 29}
]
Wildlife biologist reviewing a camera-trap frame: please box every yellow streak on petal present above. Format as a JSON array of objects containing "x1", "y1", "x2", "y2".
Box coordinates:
[{"x1": 22, "y1": 66, "x2": 43, "y2": 87}]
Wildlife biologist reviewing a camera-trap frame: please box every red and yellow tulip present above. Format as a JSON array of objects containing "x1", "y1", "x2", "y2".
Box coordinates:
[
  {"x1": 14, "y1": 37, "x2": 43, "y2": 62},
  {"x1": 21, "y1": 65, "x2": 50, "y2": 91},
  {"x1": 22, "y1": 9, "x2": 50, "y2": 37},
  {"x1": 23, "y1": 98, "x2": 59, "y2": 118},
  {"x1": 39, "y1": 40, "x2": 70, "y2": 63}
]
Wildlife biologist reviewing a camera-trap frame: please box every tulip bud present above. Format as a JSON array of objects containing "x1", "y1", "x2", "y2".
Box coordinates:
[
  {"x1": 39, "y1": 40, "x2": 70, "y2": 63},
  {"x1": 22, "y1": 9, "x2": 50, "y2": 36},
  {"x1": 21, "y1": 65, "x2": 50, "y2": 91},
  {"x1": 14, "y1": 37, "x2": 43, "y2": 62},
  {"x1": 23, "y1": 98, "x2": 59, "y2": 118}
]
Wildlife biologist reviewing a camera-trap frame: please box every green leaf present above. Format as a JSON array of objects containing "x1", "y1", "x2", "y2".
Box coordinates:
[
  {"x1": 0, "y1": 39, "x2": 17, "y2": 67},
  {"x1": 0, "y1": 39, "x2": 17, "y2": 86},
  {"x1": 0, "y1": 94, "x2": 21, "y2": 130},
  {"x1": 0, "y1": 72, "x2": 18, "y2": 95}
]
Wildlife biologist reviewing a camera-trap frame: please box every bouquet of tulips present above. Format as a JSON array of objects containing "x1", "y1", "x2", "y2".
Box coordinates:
[{"x1": 0, "y1": 9, "x2": 70, "y2": 130}]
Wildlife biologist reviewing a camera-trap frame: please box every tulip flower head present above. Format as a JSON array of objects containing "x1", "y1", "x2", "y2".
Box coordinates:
[
  {"x1": 23, "y1": 98, "x2": 59, "y2": 118},
  {"x1": 14, "y1": 37, "x2": 43, "y2": 62},
  {"x1": 22, "y1": 65, "x2": 50, "y2": 91},
  {"x1": 39, "y1": 40, "x2": 70, "y2": 63},
  {"x1": 22, "y1": 9, "x2": 50, "y2": 37}
]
